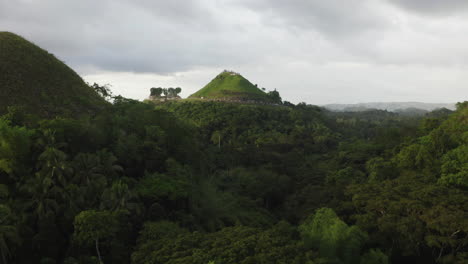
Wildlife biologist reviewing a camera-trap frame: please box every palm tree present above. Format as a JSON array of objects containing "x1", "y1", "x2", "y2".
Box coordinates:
[
  {"x1": 21, "y1": 129, "x2": 70, "y2": 220},
  {"x1": 72, "y1": 153, "x2": 103, "y2": 186},
  {"x1": 22, "y1": 174, "x2": 60, "y2": 221},
  {"x1": 36, "y1": 146, "x2": 71, "y2": 188},
  {"x1": 95, "y1": 150, "x2": 123, "y2": 181},
  {"x1": 72, "y1": 153, "x2": 107, "y2": 209},
  {"x1": 0, "y1": 204, "x2": 20, "y2": 264},
  {"x1": 71, "y1": 150, "x2": 123, "y2": 210},
  {"x1": 100, "y1": 180, "x2": 139, "y2": 214}
]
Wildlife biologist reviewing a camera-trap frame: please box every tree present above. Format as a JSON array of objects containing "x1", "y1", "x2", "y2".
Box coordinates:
[
  {"x1": 132, "y1": 222, "x2": 314, "y2": 264},
  {"x1": 74, "y1": 210, "x2": 118, "y2": 264},
  {"x1": 267, "y1": 89, "x2": 282, "y2": 104},
  {"x1": 71, "y1": 152, "x2": 108, "y2": 209},
  {"x1": 299, "y1": 208, "x2": 382, "y2": 264},
  {"x1": 167, "y1": 88, "x2": 175, "y2": 98},
  {"x1": 36, "y1": 146, "x2": 70, "y2": 187},
  {"x1": 0, "y1": 195, "x2": 20, "y2": 264},
  {"x1": 100, "y1": 180, "x2": 137, "y2": 213},
  {"x1": 162, "y1": 88, "x2": 169, "y2": 99},
  {"x1": 150, "y1": 87, "x2": 163, "y2": 98},
  {"x1": 211, "y1": 131, "x2": 222, "y2": 149},
  {"x1": 90, "y1": 83, "x2": 113, "y2": 100},
  {"x1": 347, "y1": 173, "x2": 468, "y2": 261},
  {"x1": 326, "y1": 167, "x2": 365, "y2": 186},
  {"x1": 0, "y1": 119, "x2": 32, "y2": 179},
  {"x1": 174, "y1": 87, "x2": 182, "y2": 96},
  {"x1": 360, "y1": 249, "x2": 389, "y2": 264},
  {"x1": 23, "y1": 173, "x2": 60, "y2": 221},
  {"x1": 0, "y1": 213, "x2": 20, "y2": 264},
  {"x1": 438, "y1": 145, "x2": 468, "y2": 188},
  {"x1": 150, "y1": 87, "x2": 182, "y2": 100},
  {"x1": 365, "y1": 157, "x2": 397, "y2": 183}
]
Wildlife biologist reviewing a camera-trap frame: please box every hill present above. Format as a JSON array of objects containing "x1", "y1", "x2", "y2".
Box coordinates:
[
  {"x1": 323, "y1": 102, "x2": 456, "y2": 112},
  {"x1": 189, "y1": 70, "x2": 272, "y2": 102},
  {"x1": 393, "y1": 107, "x2": 429, "y2": 116},
  {"x1": 0, "y1": 32, "x2": 107, "y2": 118}
]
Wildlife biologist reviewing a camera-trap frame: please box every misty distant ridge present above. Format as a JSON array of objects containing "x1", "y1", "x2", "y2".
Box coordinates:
[{"x1": 323, "y1": 102, "x2": 456, "y2": 112}]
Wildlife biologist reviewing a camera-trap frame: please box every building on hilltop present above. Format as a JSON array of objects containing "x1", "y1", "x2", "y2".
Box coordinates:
[{"x1": 222, "y1": 70, "x2": 240, "y2": 76}]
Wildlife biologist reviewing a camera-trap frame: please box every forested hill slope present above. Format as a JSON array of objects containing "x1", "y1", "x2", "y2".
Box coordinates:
[
  {"x1": 189, "y1": 70, "x2": 272, "y2": 102},
  {"x1": 0, "y1": 32, "x2": 107, "y2": 118},
  {"x1": 345, "y1": 101, "x2": 468, "y2": 264}
]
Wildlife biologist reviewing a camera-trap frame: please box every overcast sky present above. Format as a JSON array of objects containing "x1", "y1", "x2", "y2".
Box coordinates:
[{"x1": 1, "y1": 0, "x2": 467, "y2": 104}]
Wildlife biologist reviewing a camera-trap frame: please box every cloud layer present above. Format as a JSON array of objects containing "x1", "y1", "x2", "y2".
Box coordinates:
[{"x1": 1, "y1": 0, "x2": 467, "y2": 103}]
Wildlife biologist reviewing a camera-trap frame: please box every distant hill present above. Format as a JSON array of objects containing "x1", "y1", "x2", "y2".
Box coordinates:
[
  {"x1": 394, "y1": 107, "x2": 429, "y2": 116},
  {"x1": 0, "y1": 32, "x2": 107, "y2": 118},
  {"x1": 189, "y1": 70, "x2": 272, "y2": 102},
  {"x1": 323, "y1": 102, "x2": 456, "y2": 112}
]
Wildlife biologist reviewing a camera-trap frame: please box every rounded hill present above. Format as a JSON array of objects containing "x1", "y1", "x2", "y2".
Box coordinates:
[
  {"x1": 0, "y1": 32, "x2": 107, "y2": 117},
  {"x1": 189, "y1": 71, "x2": 271, "y2": 102}
]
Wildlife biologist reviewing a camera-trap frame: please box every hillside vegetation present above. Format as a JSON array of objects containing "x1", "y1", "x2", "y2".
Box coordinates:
[
  {"x1": 189, "y1": 71, "x2": 272, "y2": 102},
  {"x1": 0, "y1": 32, "x2": 107, "y2": 118},
  {"x1": 0, "y1": 92, "x2": 467, "y2": 263}
]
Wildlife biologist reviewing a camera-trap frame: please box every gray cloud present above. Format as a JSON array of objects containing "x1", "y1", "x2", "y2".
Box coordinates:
[
  {"x1": 238, "y1": 0, "x2": 389, "y2": 38},
  {"x1": 388, "y1": 0, "x2": 468, "y2": 15},
  {"x1": 0, "y1": 0, "x2": 255, "y2": 73},
  {"x1": 236, "y1": 0, "x2": 468, "y2": 67},
  {"x1": 0, "y1": 0, "x2": 467, "y2": 103},
  {"x1": 2, "y1": 0, "x2": 466, "y2": 73}
]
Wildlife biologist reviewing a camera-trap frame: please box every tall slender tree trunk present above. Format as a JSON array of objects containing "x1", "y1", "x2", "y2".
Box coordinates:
[{"x1": 95, "y1": 238, "x2": 103, "y2": 264}]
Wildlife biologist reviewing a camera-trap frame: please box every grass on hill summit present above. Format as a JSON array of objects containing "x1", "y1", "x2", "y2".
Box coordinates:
[
  {"x1": 189, "y1": 71, "x2": 271, "y2": 102},
  {"x1": 0, "y1": 31, "x2": 107, "y2": 118}
]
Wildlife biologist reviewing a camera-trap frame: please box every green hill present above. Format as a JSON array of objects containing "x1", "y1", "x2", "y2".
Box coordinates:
[
  {"x1": 0, "y1": 32, "x2": 107, "y2": 118},
  {"x1": 189, "y1": 71, "x2": 271, "y2": 102}
]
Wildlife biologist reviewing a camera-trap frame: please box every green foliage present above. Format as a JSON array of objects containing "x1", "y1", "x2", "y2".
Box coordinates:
[
  {"x1": 0, "y1": 32, "x2": 107, "y2": 118},
  {"x1": 393, "y1": 101, "x2": 467, "y2": 183},
  {"x1": 0, "y1": 204, "x2": 21, "y2": 264},
  {"x1": 219, "y1": 167, "x2": 291, "y2": 209},
  {"x1": 348, "y1": 173, "x2": 468, "y2": 259},
  {"x1": 360, "y1": 249, "x2": 389, "y2": 264},
  {"x1": 138, "y1": 171, "x2": 188, "y2": 199},
  {"x1": 137, "y1": 221, "x2": 187, "y2": 243},
  {"x1": 326, "y1": 167, "x2": 366, "y2": 186},
  {"x1": 0, "y1": 119, "x2": 32, "y2": 176},
  {"x1": 74, "y1": 210, "x2": 118, "y2": 245},
  {"x1": 73, "y1": 210, "x2": 120, "y2": 263},
  {"x1": 439, "y1": 145, "x2": 468, "y2": 188},
  {"x1": 150, "y1": 87, "x2": 163, "y2": 97},
  {"x1": 133, "y1": 222, "x2": 314, "y2": 264},
  {"x1": 90, "y1": 83, "x2": 113, "y2": 101},
  {"x1": 189, "y1": 71, "x2": 272, "y2": 102},
  {"x1": 267, "y1": 89, "x2": 282, "y2": 104},
  {"x1": 365, "y1": 157, "x2": 397, "y2": 183},
  {"x1": 299, "y1": 208, "x2": 372, "y2": 264},
  {"x1": 100, "y1": 180, "x2": 137, "y2": 213}
]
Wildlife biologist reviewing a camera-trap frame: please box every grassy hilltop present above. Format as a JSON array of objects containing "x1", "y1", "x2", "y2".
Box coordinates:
[
  {"x1": 189, "y1": 70, "x2": 272, "y2": 102},
  {"x1": 0, "y1": 32, "x2": 106, "y2": 118}
]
